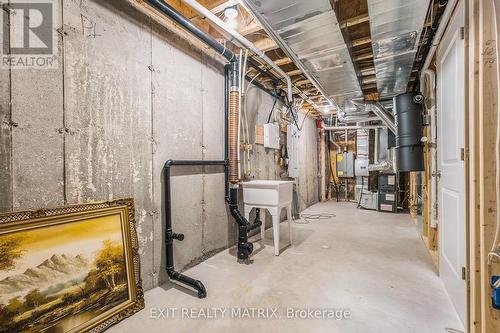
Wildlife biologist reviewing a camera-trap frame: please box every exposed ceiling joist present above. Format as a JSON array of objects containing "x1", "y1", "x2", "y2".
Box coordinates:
[
  {"x1": 340, "y1": 13, "x2": 369, "y2": 28},
  {"x1": 352, "y1": 36, "x2": 372, "y2": 47},
  {"x1": 355, "y1": 53, "x2": 373, "y2": 61},
  {"x1": 253, "y1": 37, "x2": 278, "y2": 52},
  {"x1": 207, "y1": 0, "x2": 237, "y2": 14},
  {"x1": 286, "y1": 69, "x2": 302, "y2": 76},
  {"x1": 239, "y1": 22, "x2": 262, "y2": 36},
  {"x1": 273, "y1": 57, "x2": 292, "y2": 66}
]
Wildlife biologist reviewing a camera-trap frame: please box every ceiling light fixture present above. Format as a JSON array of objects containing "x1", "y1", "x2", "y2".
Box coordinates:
[{"x1": 224, "y1": 5, "x2": 239, "y2": 30}]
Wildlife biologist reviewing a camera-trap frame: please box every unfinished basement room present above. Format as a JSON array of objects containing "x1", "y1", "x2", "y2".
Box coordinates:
[{"x1": 0, "y1": 0, "x2": 499, "y2": 332}]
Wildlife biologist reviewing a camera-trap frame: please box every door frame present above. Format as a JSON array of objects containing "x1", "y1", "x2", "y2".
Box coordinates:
[{"x1": 436, "y1": 0, "x2": 470, "y2": 327}]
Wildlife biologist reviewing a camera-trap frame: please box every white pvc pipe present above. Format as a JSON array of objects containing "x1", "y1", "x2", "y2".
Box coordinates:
[
  {"x1": 419, "y1": 0, "x2": 458, "y2": 229},
  {"x1": 421, "y1": 69, "x2": 438, "y2": 228},
  {"x1": 325, "y1": 125, "x2": 387, "y2": 131},
  {"x1": 420, "y1": 0, "x2": 458, "y2": 81},
  {"x1": 180, "y1": 0, "x2": 293, "y2": 102}
]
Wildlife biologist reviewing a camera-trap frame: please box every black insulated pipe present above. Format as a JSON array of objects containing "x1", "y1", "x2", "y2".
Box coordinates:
[
  {"x1": 164, "y1": 159, "x2": 227, "y2": 298},
  {"x1": 144, "y1": 0, "x2": 283, "y2": 96},
  {"x1": 394, "y1": 93, "x2": 425, "y2": 171},
  {"x1": 146, "y1": 1, "x2": 267, "y2": 286},
  {"x1": 145, "y1": 0, "x2": 234, "y2": 61}
]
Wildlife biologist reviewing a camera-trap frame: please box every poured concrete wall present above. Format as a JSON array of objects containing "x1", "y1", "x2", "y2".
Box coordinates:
[{"x1": 0, "y1": 0, "x2": 318, "y2": 291}]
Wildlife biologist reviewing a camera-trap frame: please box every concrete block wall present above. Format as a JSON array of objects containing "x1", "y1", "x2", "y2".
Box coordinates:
[{"x1": 0, "y1": 0, "x2": 319, "y2": 291}]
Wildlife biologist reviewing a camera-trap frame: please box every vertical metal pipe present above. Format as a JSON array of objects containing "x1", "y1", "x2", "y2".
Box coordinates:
[
  {"x1": 224, "y1": 64, "x2": 230, "y2": 201},
  {"x1": 229, "y1": 60, "x2": 240, "y2": 184},
  {"x1": 369, "y1": 102, "x2": 397, "y2": 134}
]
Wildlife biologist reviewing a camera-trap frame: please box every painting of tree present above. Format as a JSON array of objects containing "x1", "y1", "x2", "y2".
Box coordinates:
[
  {"x1": 94, "y1": 240, "x2": 126, "y2": 291},
  {"x1": 0, "y1": 235, "x2": 25, "y2": 271},
  {"x1": 24, "y1": 289, "x2": 47, "y2": 309},
  {"x1": 0, "y1": 200, "x2": 143, "y2": 333}
]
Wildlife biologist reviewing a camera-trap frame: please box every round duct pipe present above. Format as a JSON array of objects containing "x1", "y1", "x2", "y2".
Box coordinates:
[{"x1": 394, "y1": 93, "x2": 425, "y2": 171}]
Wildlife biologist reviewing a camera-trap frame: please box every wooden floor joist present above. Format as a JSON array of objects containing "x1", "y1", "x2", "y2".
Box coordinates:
[
  {"x1": 274, "y1": 57, "x2": 293, "y2": 66},
  {"x1": 355, "y1": 53, "x2": 373, "y2": 61},
  {"x1": 239, "y1": 22, "x2": 262, "y2": 36},
  {"x1": 352, "y1": 36, "x2": 372, "y2": 47},
  {"x1": 340, "y1": 13, "x2": 369, "y2": 29},
  {"x1": 253, "y1": 37, "x2": 279, "y2": 52}
]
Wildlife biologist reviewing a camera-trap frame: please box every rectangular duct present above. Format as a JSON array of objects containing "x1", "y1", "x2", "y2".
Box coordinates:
[
  {"x1": 367, "y1": 0, "x2": 430, "y2": 98},
  {"x1": 242, "y1": 0, "x2": 362, "y2": 106}
]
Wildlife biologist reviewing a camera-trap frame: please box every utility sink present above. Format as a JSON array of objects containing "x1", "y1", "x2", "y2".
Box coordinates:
[
  {"x1": 241, "y1": 180, "x2": 293, "y2": 208},
  {"x1": 241, "y1": 180, "x2": 294, "y2": 256}
]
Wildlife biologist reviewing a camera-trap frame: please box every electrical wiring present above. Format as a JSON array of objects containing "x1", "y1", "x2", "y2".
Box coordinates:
[
  {"x1": 266, "y1": 92, "x2": 279, "y2": 123},
  {"x1": 241, "y1": 63, "x2": 259, "y2": 178},
  {"x1": 297, "y1": 109, "x2": 312, "y2": 131},
  {"x1": 295, "y1": 212, "x2": 336, "y2": 224},
  {"x1": 283, "y1": 94, "x2": 303, "y2": 131}
]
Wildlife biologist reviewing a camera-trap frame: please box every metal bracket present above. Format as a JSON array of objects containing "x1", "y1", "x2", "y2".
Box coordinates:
[
  {"x1": 2, "y1": 3, "x2": 11, "y2": 14},
  {"x1": 166, "y1": 230, "x2": 184, "y2": 244}
]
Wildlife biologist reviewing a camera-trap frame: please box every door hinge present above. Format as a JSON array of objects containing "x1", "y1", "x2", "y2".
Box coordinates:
[
  {"x1": 460, "y1": 27, "x2": 465, "y2": 40},
  {"x1": 460, "y1": 148, "x2": 465, "y2": 161},
  {"x1": 462, "y1": 266, "x2": 467, "y2": 281}
]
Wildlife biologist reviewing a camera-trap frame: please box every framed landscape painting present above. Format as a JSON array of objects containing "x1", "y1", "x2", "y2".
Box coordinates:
[{"x1": 0, "y1": 199, "x2": 144, "y2": 333}]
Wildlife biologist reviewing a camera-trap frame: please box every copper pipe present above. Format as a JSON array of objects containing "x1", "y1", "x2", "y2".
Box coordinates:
[{"x1": 229, "y1": 89, "x2": 239, "y2": 184}]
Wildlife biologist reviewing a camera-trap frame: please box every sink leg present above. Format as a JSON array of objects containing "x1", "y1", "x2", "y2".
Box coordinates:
[
  {"x1": 272, "y1": 214, "x2": 280, "y2": 256},
  {"x1": 287, "y1": 205, "x2": 293, "y2": 245},
  {"x1": 261, "y1": 211, "x2": 266, "y2": 242}
]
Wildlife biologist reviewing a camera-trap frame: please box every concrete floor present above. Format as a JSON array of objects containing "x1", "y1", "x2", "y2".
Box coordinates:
[{"x1": 109, "y1": 201, "x2": 463, "y2": 333}]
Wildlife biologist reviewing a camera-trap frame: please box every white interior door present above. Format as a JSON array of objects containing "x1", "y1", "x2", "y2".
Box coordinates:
[{"x1": 437, "y1": 1, "x2": 466, "y2": 326}]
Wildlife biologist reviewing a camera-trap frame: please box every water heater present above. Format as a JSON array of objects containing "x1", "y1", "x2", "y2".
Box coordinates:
[{"x1": 394, "y1": 93, "x2": 425, "y2": 171}]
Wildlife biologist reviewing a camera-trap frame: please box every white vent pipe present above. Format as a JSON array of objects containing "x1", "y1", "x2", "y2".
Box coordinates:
[{"x1": 179, "y1": 0, "x2": 293, "y2": 102}]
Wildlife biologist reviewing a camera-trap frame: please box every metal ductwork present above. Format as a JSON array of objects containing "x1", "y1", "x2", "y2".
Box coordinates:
[
  {"x1": 241, "y1": 0, "x2": 362, "y2": 106},
  {"x1": 368, "y1": 102, "x2": 397, "y2": 134},
  {"x1": 341, "y1": 115, "x2": 380, "y2": 123},
  {"x1": 394, "y1": 93, "x2": 425, "y2": 171},
  {"x1": 367, "y1": 0, "x2": 430, "y2": 98}
]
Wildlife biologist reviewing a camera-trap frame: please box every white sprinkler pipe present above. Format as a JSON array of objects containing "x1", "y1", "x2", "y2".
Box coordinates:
[
  {"x1": 420, "y1": 0, "x2": 458, "y2": 74},
  {"x1": 180, "y1": 0, "x2": 293, "y2": 102},
  {"x1": 324, "y1": 125, "x2": 387, "y2": 131},
  {"x1": 421, "y1": 69, "x2": 438, "y2": 228},
  {"x1": 419, "y1": 0, "x2": 458, "y2": 229}
]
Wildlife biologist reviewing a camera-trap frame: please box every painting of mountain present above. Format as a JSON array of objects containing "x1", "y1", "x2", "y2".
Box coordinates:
[
  {"x1": 0, "y1": 213, "x2": 131, "y2": 333},
  {"x1": 0, "y1": 254, "x2": 91, "y2": 303}
]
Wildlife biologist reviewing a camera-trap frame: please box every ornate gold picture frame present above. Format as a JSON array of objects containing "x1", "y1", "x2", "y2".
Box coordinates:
[{"x1": 0, "y1": 199, "x2": 144, "y2": 333}]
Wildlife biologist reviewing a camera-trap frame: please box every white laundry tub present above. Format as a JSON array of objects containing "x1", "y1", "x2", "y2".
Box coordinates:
[{"x1": 241, "y1": 180, "x2": 294, "y2": 207}]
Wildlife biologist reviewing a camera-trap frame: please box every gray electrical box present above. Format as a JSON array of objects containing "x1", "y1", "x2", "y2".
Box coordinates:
[
  {"x1": 336, "y1": 152, "x2": 355, "y2": 178},
  {"x1": 355, "y1": 159, "x2": 369, "y2": 176}
]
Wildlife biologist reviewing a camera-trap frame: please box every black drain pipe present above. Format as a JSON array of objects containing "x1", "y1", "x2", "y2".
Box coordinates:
[
  {"x1": 144, "y1": 0, "x2": 283, "y2": 91},
  {"x1": 148, "y1": 0, "x2": 262, "y2": 298},
  {"x1": 164, "y1": 159, "x2": 227, "y2": 298},
  {"x1": 145, "y1": 0, "x2": 234, "y2": 61}
]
